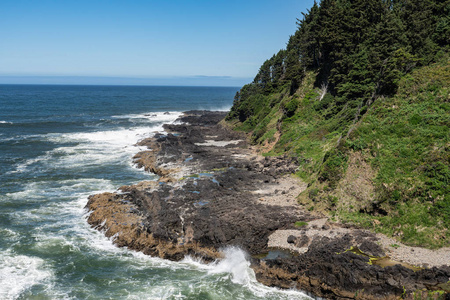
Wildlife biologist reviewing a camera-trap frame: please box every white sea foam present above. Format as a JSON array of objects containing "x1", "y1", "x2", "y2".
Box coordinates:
[
  {"x1": 10, "y1": 159, "x2": 38, "y2": 174},
  {"x1": 45, "y1": 125, "x2": 170, "y2": 171},
  {"x1": 12, "y1": 178, "x2": 136, "y2": 257},
  {"x1": 112, "y1": 111, "x2": 181, "y2": 121},
  {"x1": 5, "y1": 178, "x2": 114, "y2": 202},
  {"x1": 10, "y1": 129, "x2": 143, "y2": 174},
  {"x1": 0, "y1": 121, "x2": 13, "y2": 124},
  {"x1": 10, "y1": 112, "x2": 181, "y2": 175},
  {"x1": 6, "y1": 179, "x2": 115, "y2": 240},
  {"x1": 5, "y1": 182, "x2": 42, "y2": 200},
  {"x1": 0, "y1": 251, "x2": 53, "y2": 300},
  {"x1": 0, "y1": 228, "x2": 18, "y2": 238}
]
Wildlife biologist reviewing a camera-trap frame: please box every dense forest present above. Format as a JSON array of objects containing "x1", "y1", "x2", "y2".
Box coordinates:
[{"x1": 226, "y1": 0, "x2": 449, "y2": 248}]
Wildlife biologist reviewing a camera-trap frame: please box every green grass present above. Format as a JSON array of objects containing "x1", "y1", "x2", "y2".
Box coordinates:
[
  {"x1": 295, "y1": 221, "x2": 308, "y2": 227},
  {"x1": 227, "y1": 56, "x2": 450, "y2": 248},
  {"x1": 341, "y1": 59, "x2": 450, "y2": 247},
  {"x1": 338, "y1": 200, "x2": 448, "y2": 248}
]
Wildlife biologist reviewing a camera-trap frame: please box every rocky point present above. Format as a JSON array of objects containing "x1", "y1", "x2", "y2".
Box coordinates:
[{"x1": 86, "y1": 111, "x2": 450, "y2": 299}]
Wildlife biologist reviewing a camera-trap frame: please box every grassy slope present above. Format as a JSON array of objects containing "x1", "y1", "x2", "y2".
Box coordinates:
[{"x1": 228, "y1": 56, "x2": 449, "y2": 248}]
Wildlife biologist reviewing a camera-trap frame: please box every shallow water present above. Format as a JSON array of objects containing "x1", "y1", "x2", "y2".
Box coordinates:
[{"x1": 0, "y1": 85, "x2": 311, "y2": 299}]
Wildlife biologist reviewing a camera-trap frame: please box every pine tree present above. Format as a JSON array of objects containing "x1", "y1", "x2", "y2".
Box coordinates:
[
  {"x1": 394, "y1": 0, "x2": 438, "y2": 63},
  {"x1": 295, "y1": 0, "x2": 321, "y2": 69}
]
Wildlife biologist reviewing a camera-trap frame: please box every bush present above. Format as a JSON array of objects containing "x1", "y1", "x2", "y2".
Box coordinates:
[
  {"x1": 283, "y1": 97, "x2": 299, "y2": 117},
  {"x1": 319, "y1": 149, "x2": 348, "y2": 188}
]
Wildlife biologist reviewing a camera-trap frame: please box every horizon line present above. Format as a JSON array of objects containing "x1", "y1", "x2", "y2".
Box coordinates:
[
  {"x1": 0, "y1": 75, "x2": 252, "y2": 87},
  {"x1": 0, "y1": 82, "x2": 243, "y2": 88}
]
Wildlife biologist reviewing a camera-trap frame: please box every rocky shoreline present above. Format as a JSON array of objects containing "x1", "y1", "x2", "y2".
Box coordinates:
[{"x1": 86, "y1": 111, "x2": 450, "y2": 299}]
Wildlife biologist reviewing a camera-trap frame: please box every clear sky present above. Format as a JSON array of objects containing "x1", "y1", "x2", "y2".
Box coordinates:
[{"x1": 0, "y1": 0, "x2": 315, "y2": 86}]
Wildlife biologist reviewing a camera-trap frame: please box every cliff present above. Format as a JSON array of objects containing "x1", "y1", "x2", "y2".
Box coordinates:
[{"x1": 225, "y1": 0, "x2": 449, "y2": 249}]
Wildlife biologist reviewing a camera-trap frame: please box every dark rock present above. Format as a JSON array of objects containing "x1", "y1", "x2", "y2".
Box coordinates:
[
  {"x1": 287, "y1": 235, "x2": 297, "y2": 244},
  {"x1": 294, "y1": 235, "x2": 310, "y2": 247},
  {"x1": 358, "y1": 239, "x2": 385, "y2": 257},
  {"x1": 321, "y1": 224, "x2": 330, "y2": 230}
]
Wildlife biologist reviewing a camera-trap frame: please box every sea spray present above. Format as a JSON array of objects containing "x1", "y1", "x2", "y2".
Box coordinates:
[{"x1": 208, "y1": 247, "x2": 254, "y2": 285}]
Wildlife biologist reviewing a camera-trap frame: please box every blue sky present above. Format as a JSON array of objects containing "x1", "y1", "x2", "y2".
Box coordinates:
[{"x1": 0, "y1": 0, "x2": 315, "y2": 86}]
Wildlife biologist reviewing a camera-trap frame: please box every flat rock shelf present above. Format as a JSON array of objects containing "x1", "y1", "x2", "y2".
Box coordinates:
[{"x1": 86, "y1": 111, "x2": 450, "y2": 299}]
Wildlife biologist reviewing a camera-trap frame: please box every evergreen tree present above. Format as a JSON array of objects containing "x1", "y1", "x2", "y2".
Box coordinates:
[
  {"x1": 295, "y1": 0, "x2": 321, "y2": 69},
  {"x1": 432, "y1": 1, "x2": 450, "y2": 47},
  {"x1": 394, "y1": 0, "x2": 438, "y2": 63}
]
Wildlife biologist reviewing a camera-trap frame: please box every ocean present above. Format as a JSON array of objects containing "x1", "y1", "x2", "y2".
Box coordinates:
[{"x1": 0, "y1": 84, "x2": 311, "y2": 300}]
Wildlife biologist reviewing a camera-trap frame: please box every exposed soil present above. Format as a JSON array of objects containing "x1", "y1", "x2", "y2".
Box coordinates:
[{"x1": 86, "y1": 111, "x2": 450, "y2": 299}]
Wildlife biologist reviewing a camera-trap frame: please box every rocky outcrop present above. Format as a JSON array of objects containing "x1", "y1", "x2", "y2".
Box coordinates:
[
  {"x1": 86, "y1": 111, "x2": 450, "y2": 299},
  {"x1": 254, "y1": 235, "x2": 450, "y2": 299}
]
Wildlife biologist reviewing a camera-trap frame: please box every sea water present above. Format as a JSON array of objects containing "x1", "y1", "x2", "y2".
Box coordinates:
[{"x1": 0, "y1": 84, "x2": 311, "y2": 300}]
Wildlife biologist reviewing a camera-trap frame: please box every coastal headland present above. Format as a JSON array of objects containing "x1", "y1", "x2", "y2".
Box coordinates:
[{"x1": 86, "y1": 111, "x2": 450, "y2": 299}]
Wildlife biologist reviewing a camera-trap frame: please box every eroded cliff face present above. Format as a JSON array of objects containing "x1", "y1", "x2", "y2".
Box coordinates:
[{"x1": 86, "y1": 111, "x2": 450, "y2": 299}]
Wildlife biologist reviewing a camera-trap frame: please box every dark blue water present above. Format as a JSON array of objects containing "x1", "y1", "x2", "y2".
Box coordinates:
[{"x1": 0, "y1": 85, "x2": 310, "y2": 300}]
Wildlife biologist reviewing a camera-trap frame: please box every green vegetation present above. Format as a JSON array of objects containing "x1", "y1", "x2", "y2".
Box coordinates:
[
  {"x1": 294, "y1": 221, "x2": 308, "y2": 227},
  {"x1": 179, "y1": 174, "x2": 200, "y2": 180},
  {"x1": 226, "y1": 0, "x2": 449, "y2": 248}
]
